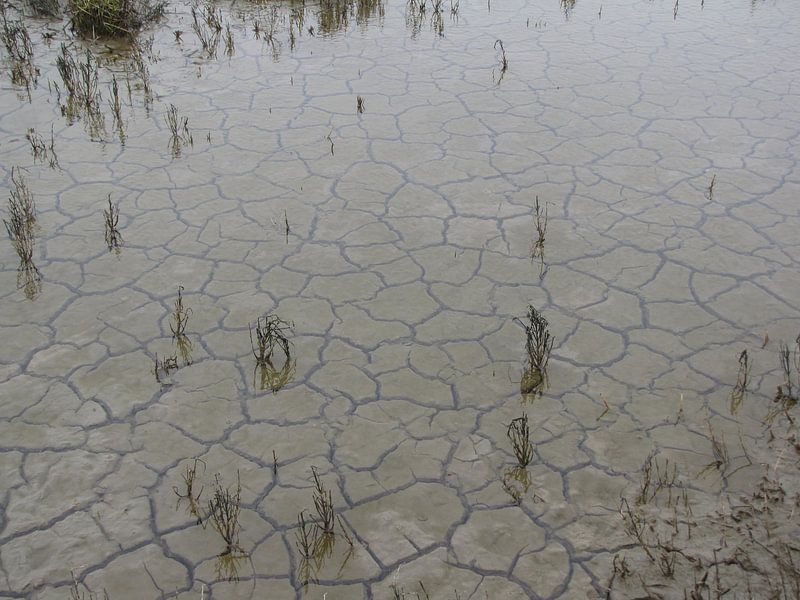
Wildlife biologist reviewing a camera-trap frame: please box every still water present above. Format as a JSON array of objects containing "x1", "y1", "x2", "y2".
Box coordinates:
[{"x1": 1, "y1": 0, "x2": 799, "y2": 597}]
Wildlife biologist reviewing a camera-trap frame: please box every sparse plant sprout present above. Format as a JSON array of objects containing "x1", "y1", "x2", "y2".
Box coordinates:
[
  {"x1": 68, "y1": 0, "x2": 165, "y2": 37},
  {"x1": 69, "y1": 572, "x2": 109, "y2": 600},
  {"x1": 507, "y1": 413, "x2": 534, "y2": 467},
  {"x1": 356, "y1": 95, "x2": 364, "y2": 114},
  {"x1": 635, "y1": 450, "x2": 679, "y2": 506},
  {"x1": 169, "y1": 285, "x2": 191, "y2": 337},
  {"x1": 515, "y1": 304, "x2": 554, "y2": 396},
  {"x1": 173, "y1": 458, "x2": 205, "y2": 525},
  {"x1": 26, "y1": 128, "x2": 47, "y2": 163},
  {"x1": 770, "y1": 337, "x2": 800, "y2": 422},
  {"x1": 103, "y1": 193, "x2": 122, "y2": 252},
  {"x1": 153, "y1": 352, "x2": 178, "y2": 382},
  {"x1": 730, "y1": 348, "x2": 750, "y2": 415},
  {"x1": 55, "y1": 44, "x2": 105, "y2": 138},
  {"x1": 494, "y1": 38, "x2": 507, "y2": 82},
  {"x1": 295, "y1": 510, "x2": 315, "y2": 587},
  {"x1": 698, "y1": 419, "x2": 729, "y2": 477},
  {"x1": 4, "y1": 167, "x2": 36, "y2": 235},
  {"x1": 311, "y1": 466, "x2": 335, "y2": 535},
  {"x1": 165, "y1": 103, "x2": 193, "y2": 157},
  {"x1": 250, "y1": 313, "x2": 293, "y2": 368}
]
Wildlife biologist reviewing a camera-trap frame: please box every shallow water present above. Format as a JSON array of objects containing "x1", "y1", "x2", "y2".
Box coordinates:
[{"x1": 1, "y1": 0, "x2": 800, "y2": 597}]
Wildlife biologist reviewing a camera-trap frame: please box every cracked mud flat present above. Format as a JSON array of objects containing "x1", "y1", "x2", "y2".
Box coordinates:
[{"x1": 1, "y1": 0, "x2": 800, "y2": 598}]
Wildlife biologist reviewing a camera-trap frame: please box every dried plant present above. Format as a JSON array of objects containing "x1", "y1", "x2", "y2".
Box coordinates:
[
  {"x1": 4, "y1": 168, "x2": 41, "y2": 298},
  {"x1": 515, "y1": 304, "x2": 554, "y2": 396},
  {"x1": 108, "y1": 75, "x2": 125, "y2": 143},
  {"x1": 223, "y1": 22, "x2": 234, "y2": 56},
  {"x1": 1, "y1": 8, "x2": 37, "y2": 98},
  {"x1": 507, "y1": 413, "x2": 534, "y2": 467},
  {"x1": 69, "y1": 572, "x2": 109, "y2": 600},
  {"x1": 769, "y1": 337, "x2": 800, "y2": 423},
  {"x1": 635, "y1": 450, "x2": 679, "y2": 506},
  {"x1": 191, "y1": 0, "x2": 222, "y2": 57},
  {"x1": 103, "y1": 194, "x2": 122, "y2": 252},
  {"x1": 356, "y1": 95, "x2": 365, "y2": 114},
  {"x1": 256, "y1": 357, "x2": 295, "y2": 393},
  {"x1": 730, "y1": 348, "x2": 750, "y2": 415},
  {"x1": 169, "y1": 285, "x2": 191, "y2": 338},
  {"x1": 698, "y1": 419, "x2": 729, "y2": 477}
]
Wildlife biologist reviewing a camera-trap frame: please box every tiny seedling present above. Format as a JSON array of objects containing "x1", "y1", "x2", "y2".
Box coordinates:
[
  {"x1": 507, "y1": 413, "x2": 534, "y2": 467},
  {"x1": 103, "y1": 194, "x2": 122, "y2": 252}
]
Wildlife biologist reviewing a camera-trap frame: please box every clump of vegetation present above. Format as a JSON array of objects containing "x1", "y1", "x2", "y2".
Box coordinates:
[
  {"x1": 68, "y1": 0, "x2": 165, "y2": 38},
  {"x1": 103, "y1": 193, "x2": 122, "y2": 252},
  {"x1": 515, "y1": 304, "x2": 554, "y2": 397},
  {"x1": 207, "y1": 473, "x2": 248, "y2": 581}
]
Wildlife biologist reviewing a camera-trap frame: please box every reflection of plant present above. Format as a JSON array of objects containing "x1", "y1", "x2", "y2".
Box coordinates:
[{"x1": 256, "y1": 358, "x2": 295, "y2": 393}]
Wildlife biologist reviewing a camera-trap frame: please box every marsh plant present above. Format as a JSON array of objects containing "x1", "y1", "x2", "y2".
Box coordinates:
[
  {"x1": 506, "y1": 413, "x2": 534, "y2": 468},
  {"x1": 165, "y1": 103, "x2": 193, "y2": 157},
  {"x1": 294, "y1": 467, "x2": 354, "y2": 586},
  {"x1": 55, "y1": 44, "x2": 105, "y2": 138},
  {"x1": 515, "y1": 304, "x2": 554, "y2": 396},
  {"x1": 173, "y1": 458, "x2": 205, "y2": 525},
  {"x1": 103, "y1": 193, "x2": 122, "y2": 252},
  {"x1": 68, "y1": 0, "x2": 165, "y2": 37},
  {"x1": 729, "y1": 348, "x2": 750, "y2": 415}
]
